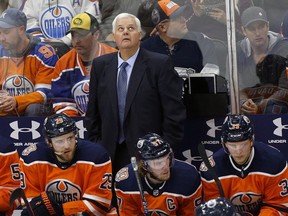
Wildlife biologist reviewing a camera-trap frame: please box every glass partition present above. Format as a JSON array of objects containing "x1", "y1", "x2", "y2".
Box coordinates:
[{"x1": 1, "y1": 0, "x2": 288, "y2": 117}]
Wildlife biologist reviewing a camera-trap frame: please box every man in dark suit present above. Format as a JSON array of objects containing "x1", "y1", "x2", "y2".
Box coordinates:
[{"x1": 86, "y1": 12, "x2": 186, "y2": 174}]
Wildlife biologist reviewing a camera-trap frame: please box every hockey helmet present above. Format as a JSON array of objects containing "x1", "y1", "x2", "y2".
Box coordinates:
[
  {"x1": 195, "y1": 197, "x2": 236, "y2": 216},
  {"x1": 44, "y1": 113, "x2": 77, "y2": 139},
  {"x1": 221, "y1": 114, "x2": 254, "y2": 143},
  {"x1": 137, "y1": 133, "x2": 172, "y2": 160},
  {"x1": 137, "y1": 133, "x2": 174, "y2": 170}
]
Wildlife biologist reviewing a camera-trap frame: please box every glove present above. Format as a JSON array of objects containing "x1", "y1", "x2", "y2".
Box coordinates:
[{"x1": 21, "y1": 191, "x2": 63, "y2": 216}]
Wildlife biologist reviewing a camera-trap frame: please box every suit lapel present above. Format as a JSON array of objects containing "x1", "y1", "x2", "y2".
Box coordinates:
[{"x1": 125, "y1": 49, "x2": 147, "y2": 118}]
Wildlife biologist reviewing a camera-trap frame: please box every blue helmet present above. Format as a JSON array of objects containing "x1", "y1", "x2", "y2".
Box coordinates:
[
  {"x1": 136, "y1": 133, "x2": 174, "y2": 171},
  {"x1": 44, "y1": 113, "x2": 77, "y2": 139},
  {"x1": 221, "y1": 114, "x2": 254, "y2": 143},
  {"x1": 195, "y1": 197, "x2": 236, "y2": 216},
  {"x1": 137, "y1": 133, "x2": 172, "y2": 160}
]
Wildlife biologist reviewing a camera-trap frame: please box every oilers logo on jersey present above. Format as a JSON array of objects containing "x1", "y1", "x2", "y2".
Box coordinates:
[
  {"x1": 40, "y1": 6, "x2": 73, "y2": 39},
  {"x1": 4, "y1": 75, "x2": 34, "y2": 96},
  {"x1": 71, "y1": 79, "x2": 89, "y2": 114},
  {"x1": 231, "y1": 193, "x2": 262, "y2": 214},
  {"x1": 46, "y1": 179, "x2": 81, "y2": 203}
]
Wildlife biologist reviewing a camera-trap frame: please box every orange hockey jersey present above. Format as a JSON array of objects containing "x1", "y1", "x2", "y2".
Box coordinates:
[
  {"x1": 200, "y1": 142, "x2": 288, "y2": 216},
  {"x1": 0, "y1": 36, "x2": 58, "y2": 115},
  {"x1": 114, "y1": 159, "x2": 202, "y2": 216},
  {"x1": 19, "y1": 140, "x2": 113, "y2": 216},
  {"x1": 0, "y1": 136, "x2": 21, "y2": 215},
  {"x1": 51, "y1": 43, "x2": 117, "y2": 116}
]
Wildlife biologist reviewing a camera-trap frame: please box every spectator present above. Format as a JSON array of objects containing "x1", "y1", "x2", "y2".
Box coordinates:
[
  {"x1": 19, "y1": 113, "x2": 113, "y2": 216},
  {"x1": 114, "y1": 133, "x2": 202, "y2": 215},
  {"x1": 235, "y1": 7, "x2": 288, "y2": 114},
  {"x1": 200, "y1": 114, "x2": 288, "y2": 215},
  {"x1": 0, "y1": 8, "x2": 58, "y2": 117},
  {"x1": 100, "y1": 0, "x2": 187, "y2": 43},
  {"x1": 22, "y1": 0, "x2": 101, "y2": 46},
  {"x1": 51, "y1": 12, "x2": 117, "y2": 117},
  {"x1": 140, "y1": 0, "x2": 218, "y2": 73},
  {"x1": 253, "y1": 0, "x2": 288, "y2": 34},
  {"x1": 86, "y1": 12, "x2": 186, "y2": 175},
  {"x1": 0, "y1": 136, "x2": 21, "y2": 215},
  {"x1": 188, "y1": 0, "x2": 253, "y2": 41},
  {"x1": 240, "y1": 54, "x2": 288, "y2": 114},
  {"x1": 99, "y1": 0, "x2": 147, "y2": 42}
]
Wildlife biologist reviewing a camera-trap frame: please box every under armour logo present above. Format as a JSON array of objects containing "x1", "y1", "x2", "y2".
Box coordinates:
[
  {"x1": 75, "y1": 120, "x2": 87, "y2": 139},
  {"x1": 182, "y1": 149, "x2": 213, "y2": 164},
  {"x1": 206, "y1": 119, "x2": 222, "y2": 138},
  {"x1": 10, "y1": 121, "x2": 41, "y2": 140},
  {"x1": 273, "y1": 118, "x2": 288, "y2": 137}
]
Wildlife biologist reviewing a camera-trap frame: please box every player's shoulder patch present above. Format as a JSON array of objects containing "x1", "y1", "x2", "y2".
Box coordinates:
[
  {"x1": 22, "y1": 143, "x2": 37, "y2": 156},
  {"x1": 199, "y1": 156, "x2": 216, "y2": 172},
  {"x1": 115, "y1": 167, "x2": 129, "y2": 182}
]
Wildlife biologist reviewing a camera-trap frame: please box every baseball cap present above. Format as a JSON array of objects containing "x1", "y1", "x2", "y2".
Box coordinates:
[
  {"x1": 241, "y1": 6, "x2": 268, "y2": 27},
  {"x1": 67, "y1": 12, "x2": 99, "y2": 35},
  {"x1": 151, "y1": 0, "x2": 187, "y2": 26},
  {"x1": 0, "y1": 8, "x2": 27, "y2": 29}
]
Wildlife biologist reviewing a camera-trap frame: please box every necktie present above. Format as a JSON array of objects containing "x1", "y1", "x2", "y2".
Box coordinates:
[{"x1": 117, "y1": 62, "x2": 129, "y2": 143}]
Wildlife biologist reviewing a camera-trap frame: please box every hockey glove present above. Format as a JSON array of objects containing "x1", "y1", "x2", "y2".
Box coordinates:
[{"x1": 21, "y1": 191, "x2": 63, "y2": 216}]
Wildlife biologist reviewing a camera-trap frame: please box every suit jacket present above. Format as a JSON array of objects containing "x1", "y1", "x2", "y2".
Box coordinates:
[{"x1": 86, "y1": 48, "x2": 186, "y2": 161}]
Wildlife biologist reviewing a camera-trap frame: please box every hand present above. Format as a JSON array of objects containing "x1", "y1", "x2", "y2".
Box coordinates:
[
  {"x1": 207, "y1": 8, "x2": 226, "y2": 24},
  {"x1": 0, "y1": 95, "x2": 16, "y2": 112},
  {"x1": 21, "y1": 191, "x2": 63, "y2": 216},
  {"x1": 241, "y1": 99, "x2": 258, "y2": 114},
  {"x1": 191, "y1": 0, "x2": 204, "y2": 16}
]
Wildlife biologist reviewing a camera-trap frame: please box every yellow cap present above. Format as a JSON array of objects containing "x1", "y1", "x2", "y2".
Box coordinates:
[{"x1": 68, "y1": 12, "x2": 99, "y2": 33}]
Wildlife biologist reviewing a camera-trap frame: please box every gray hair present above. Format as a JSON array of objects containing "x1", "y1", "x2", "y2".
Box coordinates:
[{"x1": 112, "y1": 13, "x2": 142, "y2": 33}]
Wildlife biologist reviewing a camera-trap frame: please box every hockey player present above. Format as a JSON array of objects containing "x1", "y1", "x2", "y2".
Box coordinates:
[
  {"x1": 0, "y1": 136, "x2": 21, "y2": 216},
  {"x1": 51, "y1": 12, "x2": 117, "y2": 116},
  {"x1": 200, "y1": 114, "x2": 288, "y2": 215},
  {"x1": 0, "y1": 8, "x2": 58, "y2": 116},
  {"x1": 114, "y1": 133, "x2": 202, "y2": 215},
  {"x1": 19, "y1": 113, "x2": 113, "y2": 215}
]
